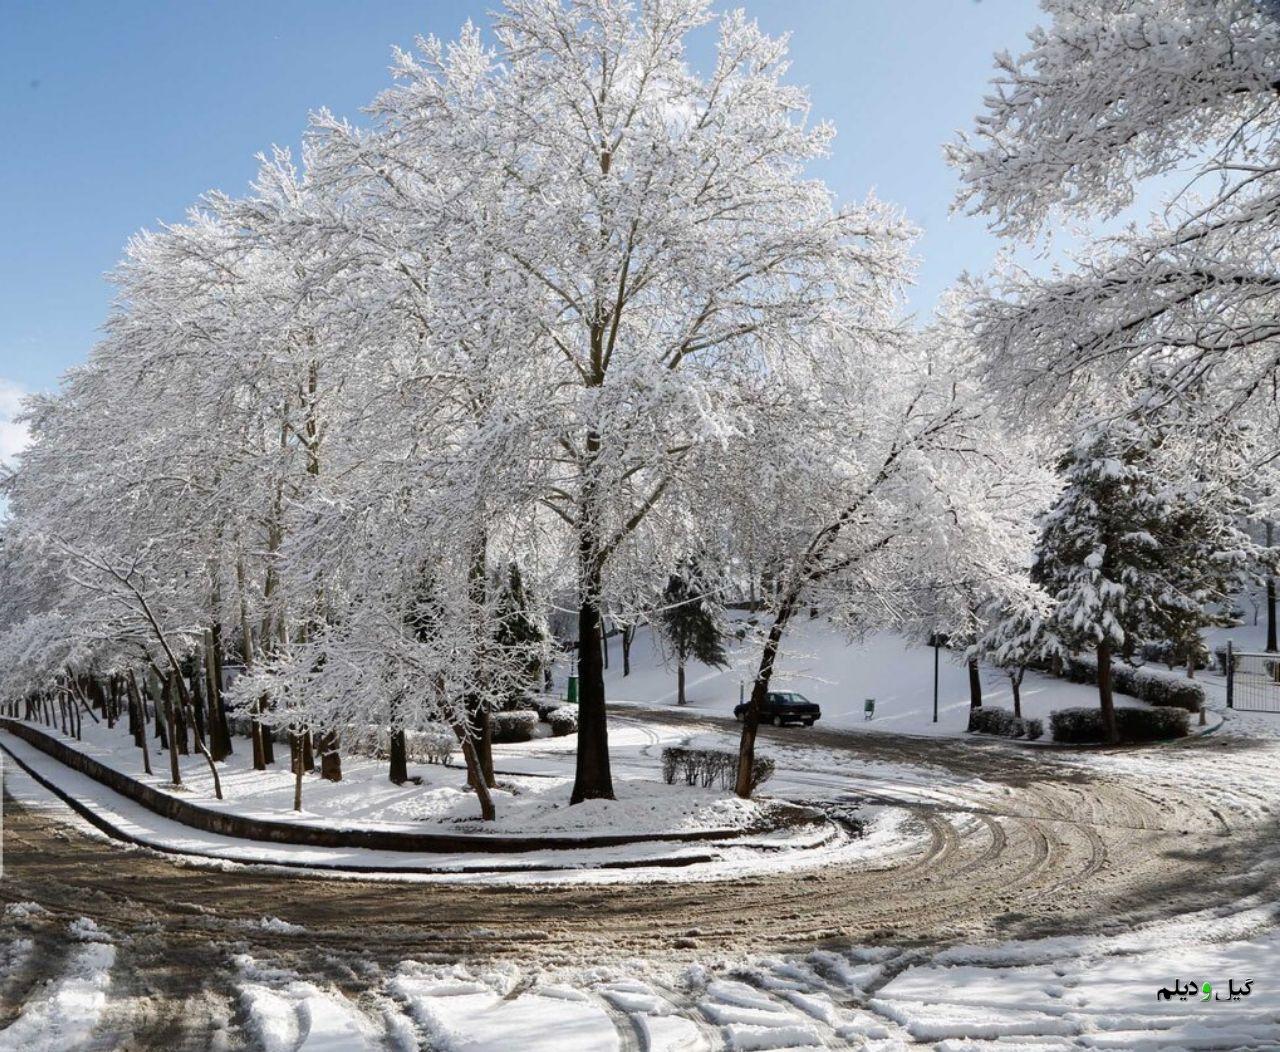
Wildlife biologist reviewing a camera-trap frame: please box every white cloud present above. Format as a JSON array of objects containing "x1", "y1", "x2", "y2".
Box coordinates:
[{"x1": 0, "y1": 378, "x2": 32, "y2": 467}]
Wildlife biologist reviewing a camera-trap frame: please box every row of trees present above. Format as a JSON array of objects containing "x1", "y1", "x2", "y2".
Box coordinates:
[
  {"x1": 0, "y1": 0, "x2": 1049, "y2": 815},
  {"x1": 3, "y1": 0, "x2": 1276, "y2": 799}
]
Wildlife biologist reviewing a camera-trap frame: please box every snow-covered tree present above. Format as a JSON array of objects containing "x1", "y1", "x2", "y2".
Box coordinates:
[
  {"x1": 319, "y1": 0, "x2": 914, "y2": 803},
  {"x1": 1034, "y1": 398, "x2": 1257, "y2": 740},
  {"x1": 952, "y1": 0, "x2": 1280, "y2": 443}
]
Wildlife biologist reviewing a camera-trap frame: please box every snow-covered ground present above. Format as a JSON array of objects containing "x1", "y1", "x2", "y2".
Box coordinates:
[
  {"x1": 0, "y1": 725, "x2": 920, "y2": 883},
  {"x1": 578, "y1": 621, "x2": 1162, "y2": 736},
  {"x1": 3, "y1": 899, "x2": 1277, "y2": 1050},
  {"x1": 2, "y1": 710, "x2": 763, "y2": 838}
]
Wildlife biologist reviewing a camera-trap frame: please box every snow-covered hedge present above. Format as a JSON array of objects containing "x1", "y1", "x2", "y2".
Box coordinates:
[
  {"x1": 491, "y1": 710, "x2": 539, "y2": 743},
  {"x1": 1050, "y1": 705, "x2": 1190, "y2": 744},
  {"x1": 967, "y1": 707, "x2": 1046, "y2": 741},
  {"x1": 1054, "y1": 655, "x2": 1204, "y2": 712},
  {"x1": 660, "y1": 747, "x2": 773, "y2": 793},
  {"x1": 545, "y1": 707, "x2": 577, "y2": 736}
]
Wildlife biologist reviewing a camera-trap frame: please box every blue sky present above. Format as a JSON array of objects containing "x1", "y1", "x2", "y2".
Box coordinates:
[{"x1": 0, "y1": 0, "x2": 1043, "y2": 411}]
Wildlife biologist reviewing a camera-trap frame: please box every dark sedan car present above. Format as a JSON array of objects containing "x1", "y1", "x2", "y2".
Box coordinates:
[{"x1": 733, "y1": 691, "x2": 822, "y2": 727}]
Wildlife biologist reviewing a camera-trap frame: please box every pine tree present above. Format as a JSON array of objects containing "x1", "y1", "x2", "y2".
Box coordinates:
[
  {"x1": 657, "y1": 564, "x2": 728, "y2": 706},
  {"x1": 1036, "y1": 422, "x2": 1168, "y2": 742},
  {"x1": 1036, "y1": 411, "x2": 1256, "y2": 740}
]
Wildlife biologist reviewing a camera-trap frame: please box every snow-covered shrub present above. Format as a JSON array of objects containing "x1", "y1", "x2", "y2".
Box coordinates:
[
  {"x1": 967, "y1": 706, "x2": 1025, "y2": 737},
  {"x1": 1049, "y1": 655, "x2": 1204, "y2": 712},
  {"x1": 420, "y1": 730, "x2": 454, "y2": 765},
  {"x1": 545, "y1": 707, "x2": 577, "y2": 737},
  {"x1": 1024, "y1": 718, "x2": 1044, "y2": 741},
  {"x1": 660, "y1": 747, "x2": 773, "y2": 792},
  {"x1": 490, "y1": 710, "x2": 538, "y2": 743},
  {"x1": 1050, "y1": 706, "x2": 1190, "y2": 743}
]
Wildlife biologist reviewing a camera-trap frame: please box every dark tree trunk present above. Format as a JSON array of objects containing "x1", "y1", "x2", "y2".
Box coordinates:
[
  {"x1": 735, "y1": 596, "x2": 796, "y2": 798},
  {"x1": 464, "y1": 528, "x2": 496, "y2": 788},
  {"x1": 163, "y1": 675, "x2": 182, "y2": 786},
  {"x1": 459, "y1": 734, "x2": 495, "y2": 821},
  {"x1": 602, "y1": 624, "x2": 609, "y2": 670},
  {"x1": 677, "y1": 659, "x2": 686, "y2": 705},
  {"x1": 126, "y1": 670, "x2": 153, "y2": 776},
  {"x1": 1268, "y1": 522, "x2": 1277, "y2": 653},
  {"x1": 389, "y1": 729, "x2": 408, "y2": 785},
  {"x1": 302, "y1": 730, "x2": 315, "y2": 772},
  {"x1": 1010, "y1": 670, "x2": 1022, "y2": 718},
  {"x1": 967, "y1": 658, "x2": 983, "y2": 709},
  {"x1": 622, "y1": 624, "x2": 634, "y2": 677},
  {"x1": 1097, "y1": 639, "x2": 1120, "y2": 744},
  {"x1": 319, "y1": 731, "x2": 342, "y2": 782},
  {"x1": 570, "y1": 546, "x2": 614, "y2": 803},
  {"x1": 205, "y1": 627, "x2": 231, "y2": 760}
]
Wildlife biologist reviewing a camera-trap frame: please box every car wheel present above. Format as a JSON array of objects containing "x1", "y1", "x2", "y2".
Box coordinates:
[
  {"x1": 803, "y1": 719, "x2": 813, "y2": 727},
  {"x1": 772, "y1": 715, "x2": 784, "y2": 727}
]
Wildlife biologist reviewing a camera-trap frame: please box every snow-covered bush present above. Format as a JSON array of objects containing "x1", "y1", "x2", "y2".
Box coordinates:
[
  {"x1": 967, "y1": 706, "x2": 1026, "y2": 738},
  {"x1": 1025, "y1": 718, "x2": 1044, "y2": 741},
  {"x1": 490, "y1": 711, "x2": 538, "y2": 744},
  {"x1": 660, "y1": 747, "x2": 773, "y2": 792},
  {"x1": 1052, "y1": 655, "x2": 1204, "y2": 713},
  {"x1": 545, "y1": 708, "x2": 577, "y2": 737},
  {"x1": 1051, "y1": 706, "x2": 1190, "y2": 744},
  {"x1": 420, "y1": 730, "x2": 454, "y2": 766}
]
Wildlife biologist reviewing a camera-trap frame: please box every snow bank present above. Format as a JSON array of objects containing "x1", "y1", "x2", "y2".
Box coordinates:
[
  {"x1": 0, "y1": 920, "x2": 115, "y2": 1052},
  {"x1": 235, "y1": 955, "x2": 381, "y2": 1052}
]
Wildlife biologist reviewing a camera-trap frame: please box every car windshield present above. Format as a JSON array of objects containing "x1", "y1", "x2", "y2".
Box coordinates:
[{"x1": 776, "y1": 693, "x2": 811, "y2": 706}]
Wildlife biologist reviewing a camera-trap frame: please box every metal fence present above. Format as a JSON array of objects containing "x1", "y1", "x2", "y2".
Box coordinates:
[{"x1": 1227, "y1": 646, "x2": 1280, "y2": 713}]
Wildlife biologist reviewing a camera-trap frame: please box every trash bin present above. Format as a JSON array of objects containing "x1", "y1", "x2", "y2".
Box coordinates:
[
  {"x1": 567, "y1": 675, "x2": 578, "y2": 705},
  {"x1": 864, "y1": 698, "x2": 875, "y2": 720}
]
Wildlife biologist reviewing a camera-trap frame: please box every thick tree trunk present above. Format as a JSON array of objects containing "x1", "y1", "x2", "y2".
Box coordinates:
[
  {"x1": 677, "y1": 659, "x2": 686, "y2": 706},
  {"x1": 967, "y1": 658, "x2": 983, "y2": 709},
  {"x1": 1097, "y1": 639, "x2": 1120, "y2": 744},
  {"x1": 1010, "y1": 670, "x2": 1022, "y2": 718},
  {"x1": 602, "y1": 624, "x2": 609, "y2": 670},
  {"x1": 622, "y1": 624, "x2": 634, "y2": 677},
  {"x1": 570, "y1": 550, "x2": 614, "y2": 803},
  {"x1": 389, "y1": 729, "x2": 408, "y2": 785},
  {"x1": 318, "y1": 731, "x2": 342, "y2": 782},
  {"x1": 735, "y1": 597, "x2": 796, "y2": 798}
]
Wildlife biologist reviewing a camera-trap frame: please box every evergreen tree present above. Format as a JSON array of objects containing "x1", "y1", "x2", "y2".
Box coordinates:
[
  {"x1": 658, "y1": 564, "x2": 728, "y2": 706},
  {"x1": 1036, "y1": 412, "x2": 1255, "y2": 740}
]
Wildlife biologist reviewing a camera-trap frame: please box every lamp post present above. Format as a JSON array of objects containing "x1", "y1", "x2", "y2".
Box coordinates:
[{"x1": 932, "y1": 633, "x2": 940, "y2": 724}]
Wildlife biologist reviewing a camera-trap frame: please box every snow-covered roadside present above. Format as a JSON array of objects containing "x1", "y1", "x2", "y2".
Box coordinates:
[
  {"x1": 1, "y1": 733, "x2": 915, "y2": 884},
  {"x1": 1, "y1": 714, "x2": 760, "y2": 838},
  {"x1": 0, "y1": 919, "x2": 116, "y2": 1052}
]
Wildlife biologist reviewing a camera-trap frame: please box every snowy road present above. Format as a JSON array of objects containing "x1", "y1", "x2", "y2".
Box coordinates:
[{"x1": 2, "y1": 711, "x2": 1279, "y2": 1048}]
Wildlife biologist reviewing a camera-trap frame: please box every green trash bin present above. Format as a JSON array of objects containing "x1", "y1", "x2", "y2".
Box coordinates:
[{"x1": 567, "y1": 674, "x2": 578, "y2": 705}]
